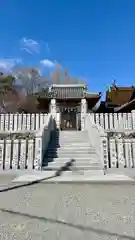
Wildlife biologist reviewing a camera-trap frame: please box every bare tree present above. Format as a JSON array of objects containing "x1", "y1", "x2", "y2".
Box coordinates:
[
  {"x1": 51, "y1": 66, "x2": 87, "y2": 85},
  {"x1": 13, "y1": 67, "x2": 52, "y2": 95},
  {"x1": 11, "y1": 67, "x2": 53, "y2": 113},
  {"x1": 0, "y1": 64, "x2": 87, "y2": 113}
]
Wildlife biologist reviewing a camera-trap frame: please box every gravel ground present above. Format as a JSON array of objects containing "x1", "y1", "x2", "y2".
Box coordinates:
[{"x1": 0, "y1": 183, "x2": 135, "y2": 240}]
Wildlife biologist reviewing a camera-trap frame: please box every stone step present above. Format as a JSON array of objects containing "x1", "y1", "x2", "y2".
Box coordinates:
[
  {"x1": 59, "y1": 136, "x2": 88, "y2": 138},
  {"x1": 45, "y1": 158, "x2": 100, "y2": 164},
  {"x1": 46, "y1": 152, "x2": 97, "y2": 157},
  {"x1": 47, "y1": 164, "x2": 101, "y2": 169},
  {"x1": 47, "y1": 159, "x2": 100, "y2": 164},
  {"x1": 53, "y1": 137, "x2": 89, "y2": 141},
  {"x1": 59, "y1": 138, "x2": 89, "y2": 141},
  {"x1": 47, "y1": 144, "x2": 92, "y2": 148},
  {"x1": 59, "y1": 135, "x2": 88, "y2": 137},
  {"x1": 61, "y1": 170, "x2": 104, "y2": 177},
  {"x1": 58, "y1": 142, "x2": 90, "y2": 145},
  {"x1": 60, "y1": 131, "x2": 87, "y2": 134},
  {"x1": 58, "y1": 134, "x2": 89, "y2": 139},
  {"x1": 58, "y1": 135, "x2": 89, "y2": 138},
  {"x1": 58, "y1": 143, "x2": 91, "y2": 147},
  {"x1": 59, "y1": 133, "x2": 88, "y2": 136},
  {"x1": 59, "y1": 135, "x2": 88, "y2": 138},
  {"x1": 45, "y1": 160, "x2": 99, "y2": 166},
  {"x1": 46, "y1": 155, "x2": 98, "y2": 159},
  {"x1": 43, "y1": 165, "x2": 102, "y2": 171},
  {"x1": 47, "y1": 152, "x2": 97, "y2": 156},
  {"x1": 58, "y1": 134, "x2": 88, "y2": 136},
  {"x1": 59, "y1": 137, "x2": 89, "y2": 140},
  {"x1": 57, "y1": 142, "x2": 90, "y2": 145},
  {"x1": 47, "y1": 146, "x2": 95, "y2": 151},
  {"x1": 58, "y1": 139, "x2": 89, "y2": 143},
  {"x1": 45, "y1": 157, "x2": 99, "y2": 161},
  {"x1": 47, "y1": 148, "x2": 96, "y2": 153}
]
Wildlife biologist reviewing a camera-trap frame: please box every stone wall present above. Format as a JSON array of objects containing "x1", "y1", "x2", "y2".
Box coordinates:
[{"x1": 108, "y1": 135, "x2": 135, "y2": 168}]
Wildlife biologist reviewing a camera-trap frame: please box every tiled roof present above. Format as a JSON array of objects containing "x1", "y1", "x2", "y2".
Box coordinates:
[
  {"x1": 38, "y1": 85, "x2": 99, "y2": 99},
  {"x1": 106, "y1": 87, "x2": 134, "y2": 106},
  {"x1": 51, "y1": 86, "x2": 84, "y2": 99}
]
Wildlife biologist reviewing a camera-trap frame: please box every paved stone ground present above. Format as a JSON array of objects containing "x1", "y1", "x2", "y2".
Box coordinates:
[
  {"x1": 0, "y1": 181, "x2": 135, "y2": 240},
  {"x1": 107, "y1": 169, "x2": 135, "y2": 180}
]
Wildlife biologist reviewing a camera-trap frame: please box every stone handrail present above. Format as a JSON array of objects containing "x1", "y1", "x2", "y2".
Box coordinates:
[
  {"x1": 84, "y1": 114, "x2": 108, "y2": 170},
  {"x1": 34, "y1": 113, "x2": 55, "y2": 170}
]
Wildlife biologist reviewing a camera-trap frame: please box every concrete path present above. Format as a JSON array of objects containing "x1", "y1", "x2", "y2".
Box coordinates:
[{"x1": 0, "y1": 183, "x2": 135, "y2": 239}]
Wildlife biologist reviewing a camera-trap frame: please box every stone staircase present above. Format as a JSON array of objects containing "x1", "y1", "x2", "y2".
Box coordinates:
[{"x1": 42, "y1": 130, "x2": 104, "y2": 176}]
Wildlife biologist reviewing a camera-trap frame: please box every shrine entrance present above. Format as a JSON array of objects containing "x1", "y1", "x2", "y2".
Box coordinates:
[{"x1": 60, "y1": 107, "x2": 77, "y2": 130}]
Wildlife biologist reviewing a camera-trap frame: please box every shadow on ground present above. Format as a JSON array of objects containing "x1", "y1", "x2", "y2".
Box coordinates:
[
  {"x1": 43, "y1": 130, "x2": 60, "y2": 166},
  {"x1": 0, "y1": 208, "x2": 133, "y2": 240},
  {"x1": 0, "y1": 159, "x2": 75, "y2": 193}
]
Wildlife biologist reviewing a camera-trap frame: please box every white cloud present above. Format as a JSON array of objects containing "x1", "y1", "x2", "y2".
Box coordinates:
[
  {"x1": 40, "y1": 59, "x2": 55, "y2": 68},
  {"x1": 0, "y1": 58, "x2": 22, "y2": 72},
  {"x1": 20, "y1": 37, "x2": 40, "y2": 54}
]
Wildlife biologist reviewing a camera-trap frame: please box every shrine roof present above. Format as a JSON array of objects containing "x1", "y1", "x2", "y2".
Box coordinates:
[
  {"x1": 114, "y1": 98, "x2": 135, "y2": 112},
  {"x1": 106, "y1": 86, "x2": 135, "y2": 106},
  {"x1": 37, "y1": 84, "x2": 101, "y2": 99}
]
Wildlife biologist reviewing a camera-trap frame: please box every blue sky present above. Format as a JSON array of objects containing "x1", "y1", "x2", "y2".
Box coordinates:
[{"x1": 0, "y1": 0, "x2": 135, "y2": 94}]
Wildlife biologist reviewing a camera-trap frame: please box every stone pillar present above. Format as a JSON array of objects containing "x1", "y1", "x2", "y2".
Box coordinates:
[
  {"x1": 56, "y1": 113, "x2": 60, "y2": 130},
  {"x1": 81, "y1": 98, "x2": 87, "y2": 130},
  {"x1": 100, "y1": 134, "x2": 109, "y2": 170},
  {"x1": 131, "y1": 110, "x2": 135, "y2": 129},
  {"x1": 50, "y1": 99, "x2": 57, "y2": 120}
]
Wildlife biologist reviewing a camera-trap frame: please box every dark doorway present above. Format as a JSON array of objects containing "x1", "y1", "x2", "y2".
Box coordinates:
[{"x1": 60, "y1": 108, "x2": 77, "y2": 130}]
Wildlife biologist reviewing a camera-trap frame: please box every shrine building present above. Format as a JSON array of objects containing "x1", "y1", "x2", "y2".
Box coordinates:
[{"x1": 36, "y1": 84, "x2": 101, "y2": 130}]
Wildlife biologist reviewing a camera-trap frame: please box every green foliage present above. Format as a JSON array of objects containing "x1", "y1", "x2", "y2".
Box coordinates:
[{"x1": 0, "y1": 72, "x2": 16, "y2": 95}]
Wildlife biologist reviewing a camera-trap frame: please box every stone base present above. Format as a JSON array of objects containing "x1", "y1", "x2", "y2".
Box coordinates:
[{"x1": 12, "y1": 171, "x2": 134, "y2": 183}]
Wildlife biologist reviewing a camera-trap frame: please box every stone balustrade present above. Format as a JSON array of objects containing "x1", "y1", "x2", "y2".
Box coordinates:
[
  {"x1": 0, "y1": 113, "x2": 48, "y2": 131},
  {"x1": 0, "y1": 114, "x2": 54, "y2": 170},
  {"x1": 85, "y1": 114, "x2": 135, "y2": 170},
  {"x1": 89, "y1": 111, "x2": 135, "y2": 130},
  {"x1": 108, "y1": 137, "x2": 135, "y2": 168}
]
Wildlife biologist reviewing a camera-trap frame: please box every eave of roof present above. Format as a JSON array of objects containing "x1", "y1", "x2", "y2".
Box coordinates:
[
  {"x1": 91, "y1": 99, "x2": 101, "y2": 112},
  {"x1": 85, "y1": 92, "x2": 101, "y2": 99},
  {"x1": 106, "y1": 86, "x2": 134, "y2": 103},
  {"x1": 114, "y1": 98, "x2": 135, "y2": 112},
  {"x1": 51, "y1": 84, "x2": 87, "y2": 88}
]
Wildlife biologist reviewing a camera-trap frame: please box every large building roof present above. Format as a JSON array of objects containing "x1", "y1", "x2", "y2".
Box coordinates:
[
  {"x1": 106, "y1": 86, "x2": 135, "y2": 106},
  {"x1": 37, "y1": 84, "x2": 100, "y2": 100}
]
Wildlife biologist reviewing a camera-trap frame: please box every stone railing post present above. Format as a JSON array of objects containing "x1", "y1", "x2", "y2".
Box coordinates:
[
  {"x1": 0, "y1": 140, "x2": 4, "y2": 169},
  {"x1": 131, "y1": 110, "x2": 135, "y2": 129},
  {"x1": 34, "y1": 131, "x2": 42, "y2": 170},
  {"x1": 81, "y1": 98, "x2": 87, "y2": 130},
  {"x1": 50, "y1": 99, "x2": 56, "y2": 120},
  {"x1": 100, "y1": 132, "x2": 109, "y2": 171},
  {"x1": 56, "y1": 113, "x2": 60, "y2": 129}
]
